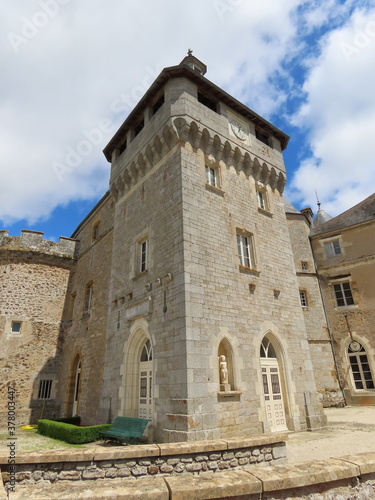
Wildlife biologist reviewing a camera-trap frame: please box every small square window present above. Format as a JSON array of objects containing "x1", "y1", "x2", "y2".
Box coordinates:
[
  {"x1": 299, "y1": 290, "x2": 308, "y2": 307},
  {"x1": 38, "y1": 380, "x2": 53, "y2": 400},
  {"x1": 11, "y1": 321, "x2": 22, "y2": 334},
  {"x1": 324, "y1": 239, "x2": 342, "y2": 257},
  {"x1": 301, "y1": 261, "x2": 308, "y2": 271}
]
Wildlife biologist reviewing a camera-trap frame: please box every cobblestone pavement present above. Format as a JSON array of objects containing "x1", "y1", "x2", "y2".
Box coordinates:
[{"x1": 287, "y1": 406, "x2": 375, "y2": 464}]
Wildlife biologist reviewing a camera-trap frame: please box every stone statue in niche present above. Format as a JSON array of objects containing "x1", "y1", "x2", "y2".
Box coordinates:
[{"x1": 219, "y1": 355, "x2": 230, "y2": 392}]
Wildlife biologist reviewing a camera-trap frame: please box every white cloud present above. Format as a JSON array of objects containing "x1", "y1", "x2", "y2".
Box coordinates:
[
  {"x1": 1, "y1": 0, "x2": 371, "y2": 226},
  {"x1": 288, "y1": 6, "x2": 375, "y2": 215}
]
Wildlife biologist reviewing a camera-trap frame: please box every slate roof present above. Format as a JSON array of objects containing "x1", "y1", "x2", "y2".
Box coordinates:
[
  {"x1": 310, "y1": 193, "x2": 375, "y2": 237},
  {"x1": 284, "y1": 198, "x2": 301, "y2": 214},
  {"x1": 313, "y1": 208, "x2": 333, "y2": 227}
]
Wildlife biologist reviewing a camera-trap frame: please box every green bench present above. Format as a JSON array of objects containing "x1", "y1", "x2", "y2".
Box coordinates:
[{"x1": 99, "y1": 416, "x2": 150, "y2": 445}]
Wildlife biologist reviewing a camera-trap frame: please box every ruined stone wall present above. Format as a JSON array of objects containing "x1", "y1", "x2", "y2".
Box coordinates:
[
  {"x1": 311, "y1": 219, "x2": 375, "y2": 405},
  {"x1": 285, "y1": 213, "x2": 344, "y2": 407},
  {"x1": 57, "y1": 193, "x2": 115, "y2": 425},
  {"x1": 0, "y1": 231, "x2": 76, "y2": 426}
]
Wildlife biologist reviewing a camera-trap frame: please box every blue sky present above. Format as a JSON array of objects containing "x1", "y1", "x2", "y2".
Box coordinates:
[{"x1": 1, "y1": 0, "x2": 375, "y2": 240}]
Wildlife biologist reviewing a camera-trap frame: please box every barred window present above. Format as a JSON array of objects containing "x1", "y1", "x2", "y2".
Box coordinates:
[
  {"x1": 38, "y1": 380, "x2": 53, "y2": 399},
  {"x1": 299, "y1": 290, "x2": 308, "y2": 307}
]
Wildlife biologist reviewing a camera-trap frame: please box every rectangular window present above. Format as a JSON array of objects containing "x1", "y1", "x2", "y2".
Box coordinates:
[
  {"x1": 333, "y1": 281, "x2": 354, "y2": 307},
  {"x1": 140, "y1": 239, "x2": 148, "y2": 273},
  {"x1": 237, "y1": 233, "x2": 255, "y2": 269},
  {"x1": 198, "y1": 92, "x2": 217, "y2": 113},
  {"x1": 205, "y1": 165, "x2": 217, "y2": 187},
  {"x1": 83, "y1": 283, "x2": 93, "y2": 314},
  {"x1": 301, "y1": 261, "x2": 308, "y2": 271},
  {"x1": 255, "y1": 128, "x2": 270, "y2": 146},
  {"x1": 324, "y1": 239, "x2": 342, "y2": 257},
  {"x1": 11, "y1": 321, "x2": 22, "y2": 334},
  {"x1": 38, "y1": 380, "x2": 53, "y2": 400},
  {"x1": 257, "y1": 190, "x2": 266, "y2": 210},
  {"x1": 299, "y1": 290, "x2": 308, "y2": 307},
  {"x1": 152, "y1": 94, "x2": 164, "y2": 115},
  {"x1": 134, "y1": 118, "x2": 144, "y2": 137}
]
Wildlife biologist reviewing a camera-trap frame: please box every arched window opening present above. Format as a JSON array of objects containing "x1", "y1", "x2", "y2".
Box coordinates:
[
  {"x1": 260, "y1": 337, "x2": 277, "y2": 358},
  {"x1": 140, "y1": 339, "x2": 153, "y2": 362},
  {"x1": 139, "y1": 339, "x2": 153, "y2": 420},
  {"x1": 348, "y1": 341, "x2": 375, "y2": 391}
]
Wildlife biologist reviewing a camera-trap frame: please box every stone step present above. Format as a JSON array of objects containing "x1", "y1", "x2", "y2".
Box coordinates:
[{"x1": 9, "y1": 476, "x2": 169, "y2": 500}]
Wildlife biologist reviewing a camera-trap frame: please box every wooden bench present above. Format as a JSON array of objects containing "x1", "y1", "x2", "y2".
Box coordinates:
[{"x1": 99, "y1": 416, "x2": 150, "y2": 445}]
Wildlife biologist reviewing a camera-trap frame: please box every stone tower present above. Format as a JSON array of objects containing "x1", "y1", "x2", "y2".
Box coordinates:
[
  {"x1": 91, "y1": 54, "x2": 329, "y2": 441},
  {"x1": 0, "y1": 230, "x2": 76, "y2": 426}
]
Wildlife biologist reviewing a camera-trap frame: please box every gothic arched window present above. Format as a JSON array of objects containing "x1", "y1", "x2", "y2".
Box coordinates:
[{"x1": 348, "y1": 341, "x2": 374, "y2": 390}]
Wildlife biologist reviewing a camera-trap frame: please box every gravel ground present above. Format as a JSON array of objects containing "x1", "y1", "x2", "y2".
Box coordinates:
[{"x1": 287, "y1": 406, "x2": 375, "y2": 464}]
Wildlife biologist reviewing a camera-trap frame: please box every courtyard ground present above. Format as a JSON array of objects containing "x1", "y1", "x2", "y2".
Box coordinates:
[
  {"x1": 1, "y1": 406, "x2": 374, "y2": 460},
  {"x1": 287, "y1": 405, "x2": 375, "y2": 464}
]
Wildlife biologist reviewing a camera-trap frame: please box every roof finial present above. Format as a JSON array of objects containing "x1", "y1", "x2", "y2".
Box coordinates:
[
  {"x1": 187, "y1": 48, "x2": 193, "y2": 56},
  {"x1": 315, "y1": 190, "x2": 321, "y2": 211}
]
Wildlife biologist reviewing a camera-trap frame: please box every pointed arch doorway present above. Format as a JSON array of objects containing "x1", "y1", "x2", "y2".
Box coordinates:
[{"x1": 260, "y1": 337, "x2": 287, "y2": 431}]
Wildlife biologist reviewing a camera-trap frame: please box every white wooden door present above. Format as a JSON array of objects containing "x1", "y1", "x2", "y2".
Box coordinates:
[
  {"x1": 138, "y1": 360, "x2": 153, "y2": 419},
  {"x1": 261, "y1": 360, "x2": 287, "y2": 431}
]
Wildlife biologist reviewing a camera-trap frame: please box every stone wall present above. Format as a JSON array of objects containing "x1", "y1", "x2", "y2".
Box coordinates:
[
  {"x1": 0, "y1": 434, "x2": 286, "y2": 489},
  {"x1": 0, "y1": 231, "x2": 76, "y2": 427},
  {"x1": 2, "y1": 448, "x2": 375, "y2": 500},
  {"x1": 57, "y1": 192, "x2": 115, "y2": 425}
]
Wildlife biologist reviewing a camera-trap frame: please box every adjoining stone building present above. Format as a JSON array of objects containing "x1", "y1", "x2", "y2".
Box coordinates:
[
  {"x1": 310, "y1": 193, "x2": 375, "y2": 406},
  {"x1": 0, "y1": 230, "x2": 76, "y2": 425},
  {"x1": 2, "y1": 54, "x2": 358, "y2": 440}
]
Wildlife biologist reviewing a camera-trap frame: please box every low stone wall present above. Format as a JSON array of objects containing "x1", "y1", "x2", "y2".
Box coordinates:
[
  {"x1": 1, "y1": 451, "x2": 375, "y2": 499},
  {"x1": 0, "y1": 434, "x2": 286, "y2": 492}
]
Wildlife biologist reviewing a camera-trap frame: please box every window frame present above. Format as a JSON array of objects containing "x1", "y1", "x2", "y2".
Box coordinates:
[
  {"x1": 205, "y1": 165, "x2": 218, "y2": 187},
  {"x1": 11, "y1": 321, "x2": 22, "y2": 334},
  {"x1": 236, "y1": 231, "x2": 255, "y2": 270},
  {"x1": 348, "y1": 341, "x2": 375, "y2": 391},
  {"x1": 299, "y1": 290, "x2": 308, "y2": 308},
  {"x1": 37, "y1": 379, "x2": 53, "y2": 400},
  {"x1": 83, "y1": 282, "x2": 93, "y2": 315},
  {"x1": 333, "y1": 281, "x2": 354, "y2": 307},
  {"x1": 139, "y1": 237, "x2": 149, "y2": 274},
  {"x1": 324, "y1": 238, "x2": 342, "y2": 257}
]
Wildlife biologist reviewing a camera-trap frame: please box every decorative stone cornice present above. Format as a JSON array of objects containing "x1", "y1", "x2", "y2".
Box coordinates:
[{"x1": 110, "y1": 117, "x2": 286, "y2": 200}]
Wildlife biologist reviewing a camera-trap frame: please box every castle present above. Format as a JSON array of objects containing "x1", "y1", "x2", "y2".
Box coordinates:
[{"x1": 1, "y1": 54, "x2": 374, "y2": 442}]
